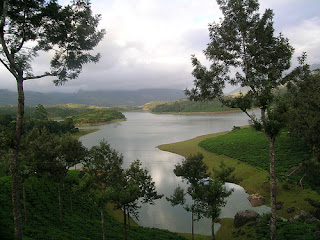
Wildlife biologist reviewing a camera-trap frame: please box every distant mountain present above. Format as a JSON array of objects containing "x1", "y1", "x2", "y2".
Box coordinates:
[
  {"x1": 226, "y1": 86, "x2": 250, "y2": 96},
  {"x1": 0, "y1": 89, "x2": 186, "y2": 107},
  {"x1": 311, "y1": 63, "x2": 320, "y2": 70}
]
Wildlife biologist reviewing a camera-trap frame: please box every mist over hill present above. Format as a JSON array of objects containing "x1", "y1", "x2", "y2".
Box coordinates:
[{"x1": 0, "y1": 88, "x2": 186, "y2": 107}]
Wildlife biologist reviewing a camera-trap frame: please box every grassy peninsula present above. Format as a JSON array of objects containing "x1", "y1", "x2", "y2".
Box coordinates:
[{"x1": 158, "y1": 128, "x2": 320, "y2": 239}]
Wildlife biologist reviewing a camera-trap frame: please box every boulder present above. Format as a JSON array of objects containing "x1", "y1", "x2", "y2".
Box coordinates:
[
  {"x1": 288, "y1": 210, "x2": 320, "y2": 224},
  {"x1": 313, "y1": 208, "x2": 320, "y2": 220},
  {"x1": 287, "y1": 206, "x2": 296, "y2": 213},
  {"x1": 248, "y1": 193, "x2": 266, "y2": 207},
  {"x1": 276, "y1": 201, "x2": 284, "y2": 210},
  {"x1": 314, "y1": 231, "x2": 320, "y2": 238},
  {"x1": 234, "y1": 210, "x2": 260, "y2": 228}
]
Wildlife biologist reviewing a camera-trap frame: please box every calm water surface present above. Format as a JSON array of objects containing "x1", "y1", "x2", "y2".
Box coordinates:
[{"x1": 79, "y1": 111, "x2": 269, "y2": 235}]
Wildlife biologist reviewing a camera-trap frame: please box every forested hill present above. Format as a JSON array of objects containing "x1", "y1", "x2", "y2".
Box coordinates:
[
  {"x1": 0, "y1": 89, "x2": 185, "y2": 107},
  {"x1": 148, "y1": 99, "x2": 240, "y2": 113}
]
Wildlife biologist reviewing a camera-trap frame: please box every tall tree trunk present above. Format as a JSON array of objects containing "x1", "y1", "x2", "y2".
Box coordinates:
[
  {"x1": 211, "y1": 216, "x2": 215, "y2": 240},
  {"x1": 11, "y1": 78, "x2": 24, "y2": 240},
  {"x1": 123, "y1": 206, "x2": 127, "y2": 240},
  {"x1": 268, "y1": 136, "x2": 277, "y2": 240},
  {"x1": 58, "y1": 183, "x2": 62, "y2": 222},
  {"x1": 29, "y1": 177, "x2": 33, "y2": 193},
  {"x1": 191, "y1": 208, "x2": 194, "y2": 240},
  {"x1": 70, "y1": 193, "x2": 73, "y2": 213},
  {"x1": 22, "y1": 181, "x2": 28, "y2": 224},
  {"x1": 101, "y1": 206, "x2": 106, "y2": 240},
  {"x1": 127, "y1": 211, "x2": 130, "y2": 229}
]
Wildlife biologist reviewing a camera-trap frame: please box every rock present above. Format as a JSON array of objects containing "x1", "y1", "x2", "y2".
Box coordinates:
[
  {"x1": 234, "y1": 210, "x2": 260, "y2": 228},
  {"x1": 248, "y1": 193, "x2": 266, "y2": 207},
  {"x1": 288, "y1": 210, "x2": 320, "y2": 224},
  {"x1": 314, "y1": 231, "x2": 320, "y2": 238},
  {"x1": 313, "y1": 208, "x2": 320, "y2": 219},
  {"x1": 287, "y1": 206, "x2": 296, "y2": 213},
  {"x1": 276, "y1": 201, "x2": 284, "y2": 210},
  {"x1": 288, "y1": 210, "x2": 311, "y2": 222}
]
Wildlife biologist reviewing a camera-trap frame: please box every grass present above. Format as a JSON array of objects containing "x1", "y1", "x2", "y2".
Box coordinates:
[
  {"x1": 158, "y1": 128, "x2": 320, "y2": 220},
  {"x1": 0, "y1": 171, "x2": 187, "y2": 240},
  {"x1": 177, "y1": 233, "x2": 211, "y2": 240},
  {"x1": 72, "y1": 128, "x2": 99, "y2": 138},
  {"x1": 199, "y1": 128, "x2": 310, "y2": 179}
]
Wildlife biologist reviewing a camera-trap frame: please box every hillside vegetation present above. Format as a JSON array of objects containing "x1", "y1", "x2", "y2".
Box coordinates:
[
  {"x1": 0, "y1": 171, "x2": 187, "y2": 240},
  {"x1": 0, "y1": 89, "x2": 185, "y2": 107},
  {"x1": 199, "y1": 128, "x2": 311, "y2": 183},
  {"x1": 148, "y1": 99, "x2": 240, "y2": 113},
  {"x1": 0, "y1": 104, "x2": 126, "y2": 126}
]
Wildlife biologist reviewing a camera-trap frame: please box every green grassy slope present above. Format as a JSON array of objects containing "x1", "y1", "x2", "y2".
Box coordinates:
[
  {"x1": 199, "y1": 128, "x2": 310, "y2": 180},
  {"x1": 0, "y1": 172, "x2": 186, "y2": 240}
]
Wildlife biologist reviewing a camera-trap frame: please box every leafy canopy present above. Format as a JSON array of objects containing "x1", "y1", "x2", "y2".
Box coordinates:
[{"x1": 0, "y1": 0, "x2": 105, "y2": 83}]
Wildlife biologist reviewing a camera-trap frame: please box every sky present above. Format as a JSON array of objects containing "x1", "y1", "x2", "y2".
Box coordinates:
[{"x1": 1, "y1": 0, "x2": 320, "y2": 93}]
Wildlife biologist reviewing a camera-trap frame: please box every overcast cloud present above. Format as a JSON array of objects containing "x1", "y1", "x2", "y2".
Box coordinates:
[{"x1": 1, "y1": 0, "x2": 320, "y2": 93}]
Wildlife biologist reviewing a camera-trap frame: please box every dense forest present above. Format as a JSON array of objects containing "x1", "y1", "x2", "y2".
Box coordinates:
[
  {"x1": 149, "y1": 99, "x2": 239, "y2": 113},
  {"x1": 0, "y1": 104, "x2": 126, "y2": 126}
]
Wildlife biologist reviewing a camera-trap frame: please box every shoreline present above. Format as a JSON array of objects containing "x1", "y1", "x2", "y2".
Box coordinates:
[
  {"x1": 157, "y1": 130, "x2": 320, "y2": 220},
  {"x1": 150, "y1": 109, "x2": 242, "y2": 115},
  {"x1": 75, "y1": 118, "x2": 126, "y2": 127}
]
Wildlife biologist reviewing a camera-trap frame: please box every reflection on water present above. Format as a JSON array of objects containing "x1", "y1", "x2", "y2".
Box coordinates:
[{"x1": 79, "y1": 111, "x2": 269, "y2": 235}]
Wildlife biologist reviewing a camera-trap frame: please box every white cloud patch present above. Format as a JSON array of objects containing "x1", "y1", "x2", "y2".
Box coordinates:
[{"x1": 1, "y1": 0, "x2": 320, "y2": 93}]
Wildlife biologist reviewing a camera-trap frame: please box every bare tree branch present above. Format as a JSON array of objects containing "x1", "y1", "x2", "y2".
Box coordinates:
[
  {"x1": 24, "y1": 72, "x2": 58, "y2": 80},
  {"x1": 0, "y1": 0, "x2": 21, "y2": 78}
]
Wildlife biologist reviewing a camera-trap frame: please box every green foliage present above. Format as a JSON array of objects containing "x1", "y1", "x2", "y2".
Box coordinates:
[
  {"x1": 256, "y1": 214, "x2": 319, "y2": 240},
  {"x1": 72, "y1": 109, "x2": 125, "y2": 125},
  {"x1": 174, "y1": 153, "x2": 209, "y2": 185},
  {"x1": 0, "y1": 174, "x2": 187, "y2": 240},
  {"x1": 151, "y1": 99, "x2": 238, "y2": 113},
  {"x1": 199, "y1": 128, "x2": 311, "y2": 182},
  {"x1": 195, "y1": 179, "x2": 233, "y2": 220},
  {"x1": 81, "y1": 140, "x2": 124, "y2": 205},
  {"x1": 213, "y1": 161, "x2": 242, "y2": 184},
  {"x1": 0, "y1": 104, "x2": 126, "y2": 125},
  {"x1": 34, "y1": 104, "x2": 48, "y2": 121}
]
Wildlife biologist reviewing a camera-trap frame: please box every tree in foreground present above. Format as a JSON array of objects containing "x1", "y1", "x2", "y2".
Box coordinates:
[
  {"x1": 81, "y1": 140, "x2": 123, "y2": 240},
  {"x1": 167, "y1": 153, "x2": 209, "y2": 240},
  {"x1": 284, "y1": 63, "x2": 320, "y2": 191},
  {"x1": 21, "y1": 127, "x2": 87, "y2": 223},
  {"x1": 112, "y1": 159, "x2": 163, "y2": 240},
  {"x1": 196, "y1": 178, "x2": 232, "y2": 240},
  {"x1": 0, "y1": 1, "x2": 105, "y2": 238},
  {"x1": 185, "y1": 0, "x2": 294, "y2": 239}
]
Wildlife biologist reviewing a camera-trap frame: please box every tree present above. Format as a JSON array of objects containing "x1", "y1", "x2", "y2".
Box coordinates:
[
  {"x1": 168, "y1": 153, "x2": 209, "y2": 240},
  {"x1": 34, "y1": 104, "x2": 48, "y2": 121},
  {"x1": 21, "y1": 127, "x2": 87, "y2": 222},
  {"x1": 284, "y1": 63, "x2": 320, "y2": 191},
  {"x1": 55, "y1": 134, "x2": 87, "y2": 222},
  {"x1": 0, "y1": 1, "x2": 105, "y2": 238},
  {"x1": 185, "y1": 1, "x2": 293, "y2": 239},
  {"x1": 195, "y1": 178, "x2": 232, "y2": 240},
  {"x1": 112, "y1": 159, "x2": 163, "y2": 240},
  {"x1": 213, "y1": 161, "x2": 242, "y2": 184},
  {"x1": 82, "y1": 140, "x2": 124, "y2": 240}
]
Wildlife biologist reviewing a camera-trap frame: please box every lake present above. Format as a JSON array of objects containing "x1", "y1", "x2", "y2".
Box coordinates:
[{"x1": 79, "y1": 111, "x2": 269, "y2": 235}]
